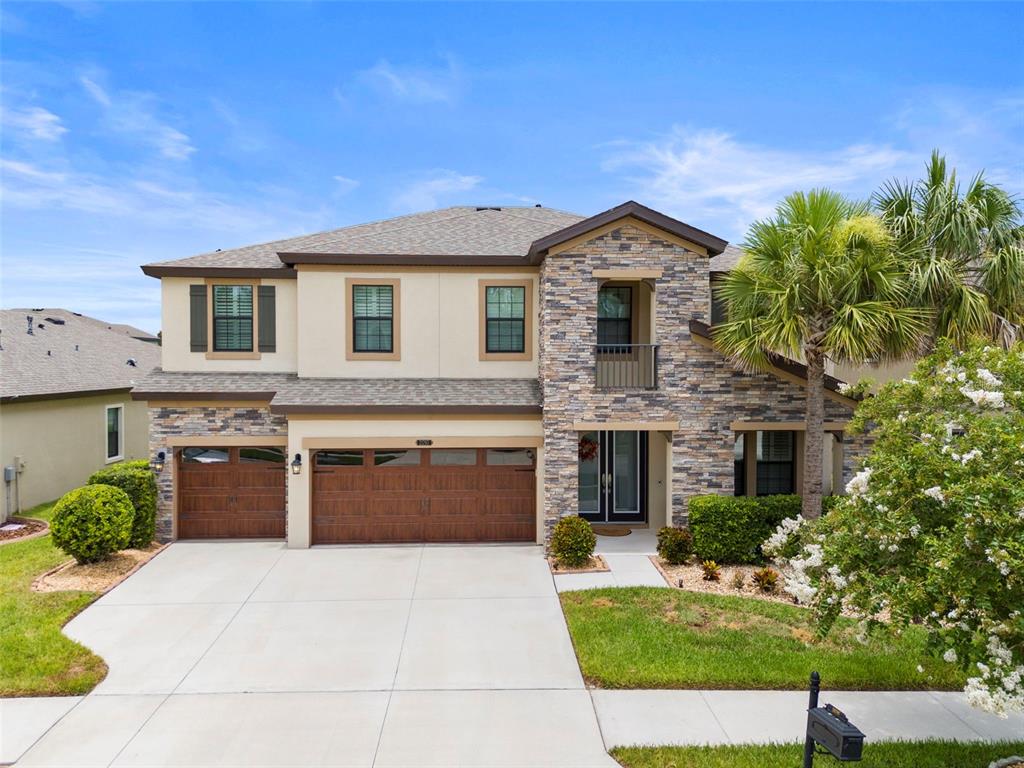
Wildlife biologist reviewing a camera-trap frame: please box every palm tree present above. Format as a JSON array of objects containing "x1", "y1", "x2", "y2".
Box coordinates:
[
  {"x1": 714, "y1": 189, "x2": 927, "y2": 519},
  {"x1": 875, "y1": 151, "x2": 1024, "y2": 347}
]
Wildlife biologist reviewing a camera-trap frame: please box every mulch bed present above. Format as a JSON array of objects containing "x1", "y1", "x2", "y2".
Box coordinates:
[
  {"x1": 549, "y1": 554, "x2": 610, "y2": 574},
  {"x1": 650, "y1": 556, "x2": 799, "y2": 606},
  {"x1": 32, "y1": 543, "x2": 167, "y2": 593},
  {"x1": 0, "y1": 516, "x2": 49, "y2": 544}
]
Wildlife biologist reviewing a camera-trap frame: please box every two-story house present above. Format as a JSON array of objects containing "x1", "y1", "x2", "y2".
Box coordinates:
[{"x1": 133, "y1": 201, "x2": 864, "y2": 547}]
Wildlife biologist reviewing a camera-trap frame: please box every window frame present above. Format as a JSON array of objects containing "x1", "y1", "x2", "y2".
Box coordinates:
[
  {"x1": 104, "y1": 404, "x2": 124, "y2": 463},
  {"x1": 345, "y1": 277, "x2": 401, "y2": 361},
  {"x1": 597, "y1": 284, "x2": 634, "y2": 346},
  {"x1": 205, "y1": 278, "x2": 261, "y2": 360},
  {"x1": 755, "y1": 430, "x2": 796, "y2": 496},
  {"x1": 478, "y1": 279, "x2": 533, "y2": 361}
]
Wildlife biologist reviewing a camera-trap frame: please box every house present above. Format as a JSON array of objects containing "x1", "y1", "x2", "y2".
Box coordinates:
[
  {"x1": 0, "y1": 309, "x2": 161, "y2": 520},
  {"x1": 132, "y1": 201, "x2": 866, "y2": 547}
]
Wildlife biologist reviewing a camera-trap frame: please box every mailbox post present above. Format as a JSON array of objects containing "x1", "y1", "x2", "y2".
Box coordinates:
[{"x1": 803, "y1": 671, "x2": 865, "y2": 767}]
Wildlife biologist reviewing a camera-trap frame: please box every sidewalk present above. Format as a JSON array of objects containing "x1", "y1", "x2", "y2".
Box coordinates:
[{"x1": 592, "y1": 689, "x2": 1024, "y2": 748}]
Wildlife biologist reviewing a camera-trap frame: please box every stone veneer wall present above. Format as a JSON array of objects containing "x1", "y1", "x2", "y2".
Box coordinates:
[
  {"x1": 538, "y1": 224, "x2": 858, "y2": 543},
  {"x1": 148, "y1": 405, "x2": 288, "y2": 540}
]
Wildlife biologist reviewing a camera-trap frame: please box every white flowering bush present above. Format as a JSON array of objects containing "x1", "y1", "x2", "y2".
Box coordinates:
[{"x1": 776, "y1": 340, "x2": 1024, "y2": 714}]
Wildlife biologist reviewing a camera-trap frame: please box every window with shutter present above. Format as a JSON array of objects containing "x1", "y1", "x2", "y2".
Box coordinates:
[{"x1": 211, "y1": 284, "x2": 254, "y2": 352}]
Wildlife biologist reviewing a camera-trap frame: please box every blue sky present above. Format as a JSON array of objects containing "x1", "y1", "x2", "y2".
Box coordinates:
[{"x1": 2, "y1": 2, "x2": 1022, "y2": 333}]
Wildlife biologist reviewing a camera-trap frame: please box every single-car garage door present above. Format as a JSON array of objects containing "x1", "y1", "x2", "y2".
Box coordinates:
[
  {"x1": 311, "y1": 447, "x2": 536, "y2": 544},
  {"x1": 177, "y1": 446, "x2": 287, "y2": 539}
]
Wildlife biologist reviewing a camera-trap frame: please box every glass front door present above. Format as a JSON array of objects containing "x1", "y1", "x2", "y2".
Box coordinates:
[{"x1": 578, "y1": 431, "x2": 647, "y2": 523}]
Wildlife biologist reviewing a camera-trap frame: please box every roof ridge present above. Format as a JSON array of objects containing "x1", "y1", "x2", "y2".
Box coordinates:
[{"x1": 147, "y1": 207, "x2": 476, "y2": 266}]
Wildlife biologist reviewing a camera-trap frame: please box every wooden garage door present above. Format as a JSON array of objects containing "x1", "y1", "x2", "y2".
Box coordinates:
[
  {"x1": 177, "y1": 446, "x2": 286, "y2": 539},
  {"x1": 312, "y1": 447, "x2": 536, "y2": 544}
]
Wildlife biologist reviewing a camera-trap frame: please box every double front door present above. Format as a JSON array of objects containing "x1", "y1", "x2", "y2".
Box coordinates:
[{"x1": 578, "y1": 430, "x2": 648, "y2": 523}]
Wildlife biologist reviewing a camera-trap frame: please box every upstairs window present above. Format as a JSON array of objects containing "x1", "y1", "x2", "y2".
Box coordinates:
[
  {"x1": 598, "y1": 286, "x2": 632, "y2": 345},
  {"x1": 212, "y1": 284, "x2": 254, "y2": 352},
  {"x1": 485, "y1": 285, "x2": 526, "y2": 353},
  {"x1": 352, "y1": 284, "x2": 394, "y2": 353}
]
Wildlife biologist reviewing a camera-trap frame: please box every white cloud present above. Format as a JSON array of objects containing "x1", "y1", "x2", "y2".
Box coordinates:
[
  {"x1": 333, "y1": 175, "x2": 360, "y2": 194},
  {"x1": 602, "y1": 128, "x2": 912, "y2": 240},
  {"x1": 0, "y1": 157, "x2": 325, "y2": 234},
  {"x1": 79, "y1": 73, "x2": 195, "y2": 160},
  {"x1": 391, "y1": 169, "x2": 483, "y2": 211},
  {"x1": 1, "y1": 106, "x2": 68, "y2": 141},
  {"x1": 348, "y1": 55, "x2": 463, "y2": 105},
  {"x1": 601, "y1": 89, "x2": 1024, "y2": 242}
]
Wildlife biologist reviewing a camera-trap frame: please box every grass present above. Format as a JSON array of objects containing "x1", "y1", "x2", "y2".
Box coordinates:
[
  {"x1": 560, "y1": 587, "x2": 966, "y2": 690},
  {"x1": 611, "y1": 741, "x2": 1024, "y2": 768},
  {"x1": 0, "y1": 501, "x2": 107, "y2": 696}
]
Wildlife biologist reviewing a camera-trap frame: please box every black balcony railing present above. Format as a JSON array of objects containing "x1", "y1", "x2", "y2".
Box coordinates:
[{"x1": 595, "y1": 344, "x2": 658, "y2": 389}]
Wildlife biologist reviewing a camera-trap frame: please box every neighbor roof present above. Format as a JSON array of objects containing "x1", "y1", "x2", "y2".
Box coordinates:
[
  {"x1": 141, "y1": 206, "x2": 586, "y2": 276},
  {"x1": 1, "y1": 309, "x2": 161, "y2": 402},
  {"x1": 131, "y1": 369, "x2": 542, "y2": 414},
  {"x1": 709, "y1": 244, "x2": 746, "y2": 273}
]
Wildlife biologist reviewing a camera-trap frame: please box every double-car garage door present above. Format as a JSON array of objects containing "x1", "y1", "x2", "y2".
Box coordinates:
[
  {"x1": 311, "y1": 447, "x2": 536, "y2": 544},
  {"x1": 177, "y1": 445, "x2": 536, "y2": 544}
]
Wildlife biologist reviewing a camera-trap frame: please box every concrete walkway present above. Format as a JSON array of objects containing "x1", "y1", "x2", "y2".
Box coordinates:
[
  {"x1": 554, "y1": 529, "x2": 666, "y2": 592},
  {"x1": 593, "y1": 689, "x2": 1024, "y2": 748},
  {"x1": 0, "y1": 698, "x2": 81, "y2": 765}
]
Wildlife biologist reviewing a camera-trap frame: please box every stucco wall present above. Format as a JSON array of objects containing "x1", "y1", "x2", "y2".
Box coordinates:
[
  {"x1": 296, "y1": 268, "x2": 540, "y2": 378},
  {"x1": 285, "y1": 415, "x2": 544, "y2": 548},
  {"x1": 160, "y1": 277, "x2": 298, "y2": 373},
  {"x1": 0, "y1": 392, "x2": 149, "y2": 515}
]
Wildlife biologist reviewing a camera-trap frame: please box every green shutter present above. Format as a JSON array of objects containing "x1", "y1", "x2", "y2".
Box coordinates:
[
  {"x1": 258, "y1": 285, "x2": 276, "y2": 353},
  {"x1": 189, "y1": 285, "x2": 207, "y2": 352}
]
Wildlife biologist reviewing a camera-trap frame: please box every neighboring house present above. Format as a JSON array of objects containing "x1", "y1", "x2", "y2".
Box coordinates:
[
  {"x1": 0, "y1": 309, "x2": 161, "y2": 520},
  {"x1": 133, "y1": 201, "x2": 866, "y2": 547}
]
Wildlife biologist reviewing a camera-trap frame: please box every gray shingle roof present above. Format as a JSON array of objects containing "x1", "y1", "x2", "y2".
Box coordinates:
[
  {"x1": 272, "y1": 377, "x2": 541, "y2": 413},
  {"x1": 144, "y1": 206, "x2": 585, "y2": 272},
  {"x1": 130, "y1": 369, "x2": 293, "y2": 399},
  {"x1": 131, "y1": 369, "x2": 541, "y2": 413},
  {"x1": 709, "y1": 244, "x2": 745, "y2": 273},
  {"x1": 1, "y1": 309, "x2": 161, "y2": 401}
]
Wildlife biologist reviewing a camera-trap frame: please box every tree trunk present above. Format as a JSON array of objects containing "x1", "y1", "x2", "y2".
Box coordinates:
[{"x1": 802, "y1": 348, "x2": 825, "y2": 519}]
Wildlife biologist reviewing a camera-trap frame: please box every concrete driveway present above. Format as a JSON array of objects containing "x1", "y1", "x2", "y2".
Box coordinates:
[{"x1": 18, "y1": 541, "x2": 615, "y2": 768}]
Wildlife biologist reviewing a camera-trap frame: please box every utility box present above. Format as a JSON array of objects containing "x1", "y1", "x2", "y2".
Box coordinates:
[{"x1": 807, "y1": 703, "x2": 865, "y2": 761}]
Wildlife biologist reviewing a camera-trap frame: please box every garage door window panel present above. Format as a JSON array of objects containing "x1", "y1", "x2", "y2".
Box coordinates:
[{"x1": 374, "y1": 449, "x2": 422, "y2": 467}]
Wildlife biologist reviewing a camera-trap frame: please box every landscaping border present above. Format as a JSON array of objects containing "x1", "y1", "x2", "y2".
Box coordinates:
[{"x1": 0, "y1": 517, "x2": 50, "y2": 547}]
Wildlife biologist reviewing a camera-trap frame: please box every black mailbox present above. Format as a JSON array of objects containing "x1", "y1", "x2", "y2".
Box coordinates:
[{"x1": 807, "y1": 703, "x2": 865, "y2": 761}]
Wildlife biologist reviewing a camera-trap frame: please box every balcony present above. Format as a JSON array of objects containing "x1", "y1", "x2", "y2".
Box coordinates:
[{"x1": 595, "y1": 344, "x2": 658, "y2": 389}]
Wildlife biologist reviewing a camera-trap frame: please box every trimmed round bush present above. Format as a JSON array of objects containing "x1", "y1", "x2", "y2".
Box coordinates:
[
  {"x1": 88, "y1": 463, "x2": 158, "y2": 548},
  {"x1": 51, "y1": 484, "x2": 133, "y2": 564},
  {"x1": 656, "y1": 527, "x2": 693, "y2": 565},
  {"x1": 550, "y1": 515, "x2": 596, "y2": 568}
]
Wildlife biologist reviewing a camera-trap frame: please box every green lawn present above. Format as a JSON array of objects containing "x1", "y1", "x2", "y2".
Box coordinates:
[
  {"x1": 560, "y1": 587, "x2": 965, "y2": 690},
  {"x1": 0, "y1": 501, "x2": 107, "y2": 696},
  {"x1": 612, "y1": 741, "x2": 1024, "y2": 768}
]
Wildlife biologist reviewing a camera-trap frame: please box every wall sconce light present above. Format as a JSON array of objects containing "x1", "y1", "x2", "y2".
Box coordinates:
[
  {"x1": 151, "y1": 451, "x2": 166, "y2": 473},
  {"x1": 291, "y1": 453, "x2": 302, "y2": 475}
]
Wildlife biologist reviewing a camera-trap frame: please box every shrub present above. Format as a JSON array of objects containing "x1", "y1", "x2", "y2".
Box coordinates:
[
  {"x1": 688, "y1": 494, "x2": 802, "y2": 564},
  {"x1": 656, "y1": 527, "x2": 693, "y2": 565},
  {"x1": 730, "y1": 571, "x2": 746, "y2": 591},
  {"x1": 551, "y1": 516, "x2": 596, "y2": 568},
  {"x1": 88, "y1": 462, "x2": 157, "y2": 549},
  {"x1": 51, "y1": 485, "x2": 133, "y2": 564},
  {"x1": 752, "y1": 567, "x2": 779, "y2": 593},
  {"x1": 701, "y1": 560, "x2": 721, "y2": 581}
]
